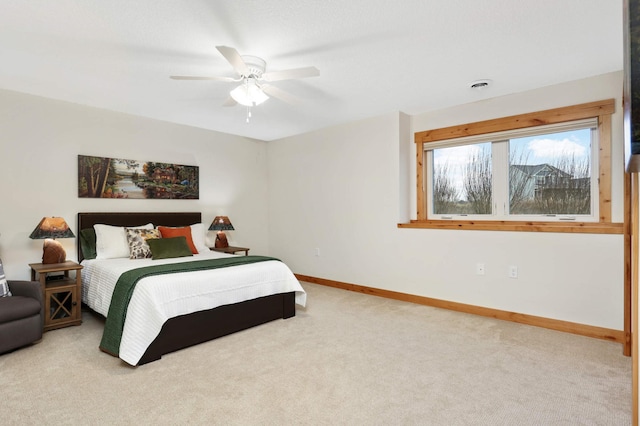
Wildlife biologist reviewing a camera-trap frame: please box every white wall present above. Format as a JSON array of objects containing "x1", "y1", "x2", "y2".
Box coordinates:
[
  {"x1": 0, "y1": 72, "x2": 626, "y2": 331},
  {"x1": 267, "y1": 71, "x2": 625, "y2": 330},
  {"x1": 0, "y1": 89, "x2": 269, "y2": 280}
]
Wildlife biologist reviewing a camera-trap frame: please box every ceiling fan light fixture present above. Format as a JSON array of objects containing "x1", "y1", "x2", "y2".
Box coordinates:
[{"x1": 230, "y1": 79, "x2": 269, "y2": 106}]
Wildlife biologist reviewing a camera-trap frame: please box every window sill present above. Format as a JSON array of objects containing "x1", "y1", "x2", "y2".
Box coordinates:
[{"x1": 397, "y1": 220, "x2": 624, "y2": 234}]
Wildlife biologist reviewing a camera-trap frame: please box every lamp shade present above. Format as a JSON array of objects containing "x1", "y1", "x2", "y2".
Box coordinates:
[
  {"x1": 29, "y1": 217, "x2": 75, "y2": 239},
  {"x1": 29, "y1": 217, "x2": 74, "y2": 264},
  {"x1": 208, "y1": 216, "x2": 234, "y2": 231}
]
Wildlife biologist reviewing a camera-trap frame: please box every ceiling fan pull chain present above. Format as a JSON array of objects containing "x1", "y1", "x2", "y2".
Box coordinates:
[{"x1": 246, "y1": 106, "x2": 252, "y2": 123}]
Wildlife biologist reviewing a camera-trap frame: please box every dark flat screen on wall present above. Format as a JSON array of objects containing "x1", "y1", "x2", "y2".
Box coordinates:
[{"x1": 625, "y1": 0, "x2": 640, "y2": 170}]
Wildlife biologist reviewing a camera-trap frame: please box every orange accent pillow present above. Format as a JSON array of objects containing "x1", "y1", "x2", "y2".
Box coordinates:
[{"x1": 157, "y1": 226, "x2": 197, "y2": 254}]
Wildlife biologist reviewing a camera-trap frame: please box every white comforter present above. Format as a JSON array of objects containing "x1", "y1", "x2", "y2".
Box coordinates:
[{"x1": 81, "y1": 251, "x2": 306, "y2": 365}]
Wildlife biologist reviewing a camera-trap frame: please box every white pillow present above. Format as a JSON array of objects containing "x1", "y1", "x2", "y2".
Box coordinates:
[
  {"x1": 94, "y1": 223, "x2": 153, "y2": 259},
  {"x1": 0, "y1": 258, "x2": 10, "y2": 297},
  {"x1": 190, "y1": 223, "x2": 210, "y2": 254}
]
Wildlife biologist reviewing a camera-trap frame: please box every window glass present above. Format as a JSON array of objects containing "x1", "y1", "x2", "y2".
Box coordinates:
[
  {"x1": 432, "y1": 142, "x2": 492, "y2": 215},
  {"x1": 509, "y1": 129, "x2": 592, "y2": 216},
  {"x1": 426, "y1": 122, "x2": 596, "y2": 221}
]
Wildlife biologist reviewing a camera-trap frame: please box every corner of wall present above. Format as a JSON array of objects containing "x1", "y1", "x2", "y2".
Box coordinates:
[{"x1": 398, "y1": 112, "x2": 412, "y2": 223}]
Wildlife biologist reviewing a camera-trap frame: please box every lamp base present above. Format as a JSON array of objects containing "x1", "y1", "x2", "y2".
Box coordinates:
[
  {"x1": 214, "y1": 231, "x2": 229, "y2": 249},
  {"x1": 42, "y1": 239, "x2": 66, "y2": 264}
]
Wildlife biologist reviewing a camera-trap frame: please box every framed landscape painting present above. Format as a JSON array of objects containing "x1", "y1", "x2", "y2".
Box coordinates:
[{"x1": 78, "y1": 155, "x2": 199, "y2": 199}]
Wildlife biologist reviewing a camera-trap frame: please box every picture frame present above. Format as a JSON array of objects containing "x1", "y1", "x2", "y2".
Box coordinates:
[{"x1": 78, "y1": 155, "x2": 199, "y2": 199}]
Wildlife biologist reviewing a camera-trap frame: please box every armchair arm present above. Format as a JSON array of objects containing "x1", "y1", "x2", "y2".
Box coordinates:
[{"x1": 8, "y1": 280, "x2": 43, "y2": 304}]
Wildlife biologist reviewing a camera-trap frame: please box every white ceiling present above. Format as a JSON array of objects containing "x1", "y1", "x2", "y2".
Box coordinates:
[{"x1": 0, "y1": 1, "x2": 623, "y2": 141}]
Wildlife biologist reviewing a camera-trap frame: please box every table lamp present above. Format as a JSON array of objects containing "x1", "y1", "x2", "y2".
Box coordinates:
[
  {"x1": 209, "y1": 216, "x2": 234, "y2": 248},
  {"x1": 29, "y1": 217, "x2": 75, "y2": 264}
]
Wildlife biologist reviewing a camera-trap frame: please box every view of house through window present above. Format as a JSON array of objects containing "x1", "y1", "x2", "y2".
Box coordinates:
[
  {"x1": 509, "y1": 128, "x2": 592, "y2": 215},
  {"x1": 428, "y1": 121, "x2": 596, "y2": 220}
]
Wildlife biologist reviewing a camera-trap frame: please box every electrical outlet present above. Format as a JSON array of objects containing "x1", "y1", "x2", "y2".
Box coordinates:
[
  {"x1": 315, "y1": 248, "x2": 320, "y2": 257},
  {"x1": 476, "y1": 263, "x2": 485, "y2": 275},
  {"x1": 509, "y1": 265, "x2": 518, "y2": 279}
]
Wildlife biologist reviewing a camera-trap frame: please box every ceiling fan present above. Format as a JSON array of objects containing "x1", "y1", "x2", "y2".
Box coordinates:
[{"x1": 170, "y1": 46, "x2": 320, "y2": 111}]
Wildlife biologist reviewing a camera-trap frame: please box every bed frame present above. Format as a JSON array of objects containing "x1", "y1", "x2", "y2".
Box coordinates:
[{"x1": 77, "y1": 212, "x2": 295, "y2": 366}]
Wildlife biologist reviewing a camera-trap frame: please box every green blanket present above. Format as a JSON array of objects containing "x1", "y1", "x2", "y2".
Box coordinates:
[{"x1": 99, "y1": 256, "x2": 280, "y2": 356}]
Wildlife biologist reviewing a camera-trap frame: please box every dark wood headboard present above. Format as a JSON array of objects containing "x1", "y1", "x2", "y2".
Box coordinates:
[{"x1": 77, "y1": 212, "x2": 202, "y2": 262}]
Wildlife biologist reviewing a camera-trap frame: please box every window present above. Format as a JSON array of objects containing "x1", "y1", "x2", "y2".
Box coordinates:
[
  {"x1": 426, "y1": 120, "x2": 597, "y2": 221},
  {"x1": 407, "y1": 99, "x2": 622, "y2": 234},
  {"x1": 431, "y1": 142, "x2": 493, "y2": 216}
]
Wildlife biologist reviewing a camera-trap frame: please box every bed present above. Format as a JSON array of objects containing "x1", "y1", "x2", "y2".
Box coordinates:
[{"x1": 77, "y1": 212, "x2": 305, "y2": 366}]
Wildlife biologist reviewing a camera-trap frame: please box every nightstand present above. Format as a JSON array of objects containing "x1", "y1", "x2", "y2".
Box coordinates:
[
  {"x1": 29, "y1": 261, "x2": 83, "y2": 331},
  {"x1": 210, "y1": 246, "x2": 250, "y2": 256}
]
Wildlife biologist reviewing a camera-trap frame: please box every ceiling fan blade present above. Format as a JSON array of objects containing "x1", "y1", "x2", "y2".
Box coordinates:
[
  {"x1": 222, "y1": 96, "x2": 237, "y2": 107},
  {"x1": 216, "y1": 45, "x2": 250, "y2": 76},
  {"x1": 262, "y1": 66, "x2": 320, "y2": 82},
  {"x1": 261, "y1": 85, "x2": 301, "y2": 105},
  {"x1": 170, "y1": 75, "x2": 237, "y2": 82}
]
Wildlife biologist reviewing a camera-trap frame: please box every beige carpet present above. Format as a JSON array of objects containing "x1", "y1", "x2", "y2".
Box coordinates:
[{"x1": 1, "y1": 282, "x2": 631, "y2": 425}]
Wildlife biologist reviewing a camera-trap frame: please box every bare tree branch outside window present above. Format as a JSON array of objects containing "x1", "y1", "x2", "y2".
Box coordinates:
[
  {"x1": 463, "y1": 146, "x2": 492, "y2": 214},
  {"x1": 509, "y1": 148, "x2": 531, "y2": 213},
  {"x1": 433, "y1": 160, "x2": 459, "y2": 214},
  {"x1": 533, "y1": 153, "x2": 590, "y2": 214}
]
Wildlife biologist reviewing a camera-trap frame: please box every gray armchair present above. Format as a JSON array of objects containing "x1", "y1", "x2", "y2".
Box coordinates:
[{"x1": 0, "y1": 280, "x2": 43, "y2": 354}]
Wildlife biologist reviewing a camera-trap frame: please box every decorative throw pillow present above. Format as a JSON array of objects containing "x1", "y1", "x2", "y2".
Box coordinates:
[
  {"x1": 147, "y1": 236, "x2": 194, "y2": 260},
  {"x1": 126, "y1": 228, "x2": 162, "y2": 259},
  {"x1": 79, "y1": 228, "x2": 97, "y2": 260},
  {"x1": 94, "y1": 223, "x2": 154, "y2": 259},
  {"x1": 157, "y1": 226, "x2": 198, "y2": 254},
  {"x1": 0, "y1": 258, "x2": 11, "y2": 297}
]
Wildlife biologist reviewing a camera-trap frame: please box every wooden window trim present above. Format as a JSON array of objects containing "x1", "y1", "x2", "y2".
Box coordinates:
[{"x1": 406, "y1": 99, "x2": 620, "y2": 234}]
